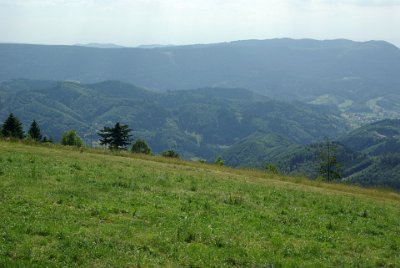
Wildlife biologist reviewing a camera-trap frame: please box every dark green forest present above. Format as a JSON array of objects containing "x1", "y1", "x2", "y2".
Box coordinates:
[
  {"x1": 1, "y1": 79, "x2": 400, "y2": 189},
  {"x1": 0, "y1": 79, "x2": 347, "y2": 159}
]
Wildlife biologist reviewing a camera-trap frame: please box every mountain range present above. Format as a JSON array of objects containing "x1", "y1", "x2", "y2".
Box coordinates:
[
  {"x1": 1, "y1": 79, "x2": 400, "y2": 189},
  {"x1": 1, "y1": 38, "x2": 400, "y2": 189},
  {"x1": 0, "y1": 79, "x2": 346, "y2": 159},
  {"x1": 1, "y1": 38, "x2": 400, "y2": 126}
]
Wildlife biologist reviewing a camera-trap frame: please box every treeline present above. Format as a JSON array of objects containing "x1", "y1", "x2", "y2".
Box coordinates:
[
  {"x1": 0, "y1": 113, "x2": 343, "y2": 177},
  {"x1": 0, "y1": 113, "x2": 181, "y2": 159},
  {"x1": 0, "y1": 113, "x2": 51, "y2": 142}
]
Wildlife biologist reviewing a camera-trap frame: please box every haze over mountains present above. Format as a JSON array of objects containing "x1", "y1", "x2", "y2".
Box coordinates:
[
  {"x1": 1, "y1": 38, "x2": 400, "y2": 124},
  {"x1": 1, "y1": 38, "x2": 400, "y2": 189},
  {"x1": 2, "y1": 39, "x2": 399, "y2": 97}
]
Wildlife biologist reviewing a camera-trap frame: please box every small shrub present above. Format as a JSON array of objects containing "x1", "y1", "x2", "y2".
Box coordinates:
[
  {"x1": 61, "y1": 130, "x2": 84, "y2": 147},
  {"x1": 131, "y1": 139, "x2": 152, "y2": 154},
  {"x1": 265, "y1": 163, "x2": 279, "y2": 174},
  {"x1": 215, "y1": 156, "x2": 224, "y2": 166},
  {"x1": 161, "y1": 150, "x2": 179, "y2": 158}
]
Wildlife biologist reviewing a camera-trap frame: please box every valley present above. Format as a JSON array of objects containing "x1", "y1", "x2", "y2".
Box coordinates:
[{"x1": 1, "y1": 39, "x2": 400, "y2": 189}]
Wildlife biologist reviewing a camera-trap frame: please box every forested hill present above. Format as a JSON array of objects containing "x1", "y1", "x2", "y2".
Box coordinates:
[
  {"x1": 338, "y1": 119, "x2": 400, "y2": 154},
  {"x1": 222, "y1": 120, "x2": 400, "y2": 190},
  {"x1": 1, "y1": 38, "x2": 399, "y2": 101},
  {"x1": 0, "y1": 79, "x2": 347, "y2": 161}
]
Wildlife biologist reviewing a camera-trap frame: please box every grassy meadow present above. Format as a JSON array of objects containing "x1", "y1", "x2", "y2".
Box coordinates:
[{"x1": 0, "y1": 141, "x2": 399, "y2": 267}]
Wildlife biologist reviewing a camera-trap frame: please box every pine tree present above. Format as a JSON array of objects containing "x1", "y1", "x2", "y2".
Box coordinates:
[
  {"x1": 1, "y1": 113, "x2": 24, "y2": 139},
  {"x1": 98, "y1": 122, "x2": 132, "y2": 150},
  {"x1": 28, "y1": 120, "x2": 42, "y2": 141}
]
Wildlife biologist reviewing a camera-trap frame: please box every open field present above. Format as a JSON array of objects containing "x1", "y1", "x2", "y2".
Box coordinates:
[{"x1": 0, "y1": 141, "x2": 399, "y2": 267}]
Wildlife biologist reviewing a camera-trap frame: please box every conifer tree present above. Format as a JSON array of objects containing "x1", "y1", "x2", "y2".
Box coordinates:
[
  {"x1": 1, "y1": 113, "x2": 24, "y2": 139},
  {"x1": 98, "y1": 122, "x2": 132, "y2": 150},
  {"x1": 28, "y1": 120, "x2": 42, "y2": 141}
]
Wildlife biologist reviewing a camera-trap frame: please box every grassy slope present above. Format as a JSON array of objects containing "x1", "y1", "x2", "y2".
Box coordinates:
[{"x1": 0, "y1": 141, "x2": 399, "y2": 267}]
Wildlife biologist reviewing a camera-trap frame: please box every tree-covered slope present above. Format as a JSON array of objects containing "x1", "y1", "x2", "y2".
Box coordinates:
[
  {"x1": 221, "y1": 133, "x2": 302, "y2": 168},
  {"x1": 1, "y1": 141, "x2": 400, "y2": 266},
  {"x1": 339, "y1": 119, "x2": 400, "y2": 155},
  {"x1": 223, "y1": 120, "x2": 400, "y2": 189},
  {"x1": 338, "y1": 120, "x2": 400, "y2": 189},
  {"x1": 0, "y1": 79, "x2": 347, "y2": 161}
]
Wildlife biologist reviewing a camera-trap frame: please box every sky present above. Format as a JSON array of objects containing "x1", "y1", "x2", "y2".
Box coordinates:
[{"x1": 1, "y1": 0, "x2": 400, "y2": 47}]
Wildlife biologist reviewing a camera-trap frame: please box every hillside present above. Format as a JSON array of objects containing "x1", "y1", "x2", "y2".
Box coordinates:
[
  {"x1": 0, "y1": 141, "x2": 399, "y2": 266},
  {"x1": 3, "y1": 79, "x2": 400, "y2": 189},
  {"x1": 1, "y1": 39, "x2": 400, "y2": 123},
  {"x1": 0, "y1": 79, "x2": 347, "y2": 161},
  {"x1": 226, "y1": 120, "x2": 400, "y2": 189},
  {"x1": 339, "y1": 119, "x2": 400, "y2": 155},
  {"x1": 222, "y1": 133, "x2": 302, "y2": 168}
]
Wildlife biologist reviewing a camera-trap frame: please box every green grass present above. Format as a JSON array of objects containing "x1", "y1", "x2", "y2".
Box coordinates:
[{"x1": 1, "y1": 141, "x2": 400, "y2": 267}]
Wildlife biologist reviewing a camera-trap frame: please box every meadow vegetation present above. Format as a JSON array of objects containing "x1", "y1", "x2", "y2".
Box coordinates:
[{"x1": 0, "y1": 140, "x2": 399, "y2": 267}]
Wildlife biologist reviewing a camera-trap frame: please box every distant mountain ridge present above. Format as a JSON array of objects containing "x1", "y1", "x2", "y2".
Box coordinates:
[
  {"x1": 74, "y1": 43, "x2": 126, "y2": 49},
  {"x1": 136, "y1": 44, "x2": 176, "y2": 49},
  {"x1": 1, "y1": 38, "x2": 399, "y2": 96},
  {"x1": 2, "y1": 38, "x2": 400, "y2": 125}
]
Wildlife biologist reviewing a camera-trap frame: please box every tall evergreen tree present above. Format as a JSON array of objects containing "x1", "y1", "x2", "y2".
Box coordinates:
[
  {"x1": 1, "y1": 113, "x2": 24, "y2": 139},
  {"x1": 98, "y1": 122, "x2": 132, "y2": 150},
  {"x1": 28, "y1": 120, "x2": 42, "y2": 141}
]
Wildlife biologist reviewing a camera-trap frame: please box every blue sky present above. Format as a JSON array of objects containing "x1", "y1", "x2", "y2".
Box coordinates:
[{"x1": 1, "y1": 0, "x2": 400, "y2": 46}]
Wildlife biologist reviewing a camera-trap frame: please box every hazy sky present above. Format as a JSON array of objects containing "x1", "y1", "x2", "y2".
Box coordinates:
[{"x1": 1, "y1": 0, "x2": 400, "y2": 47}]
